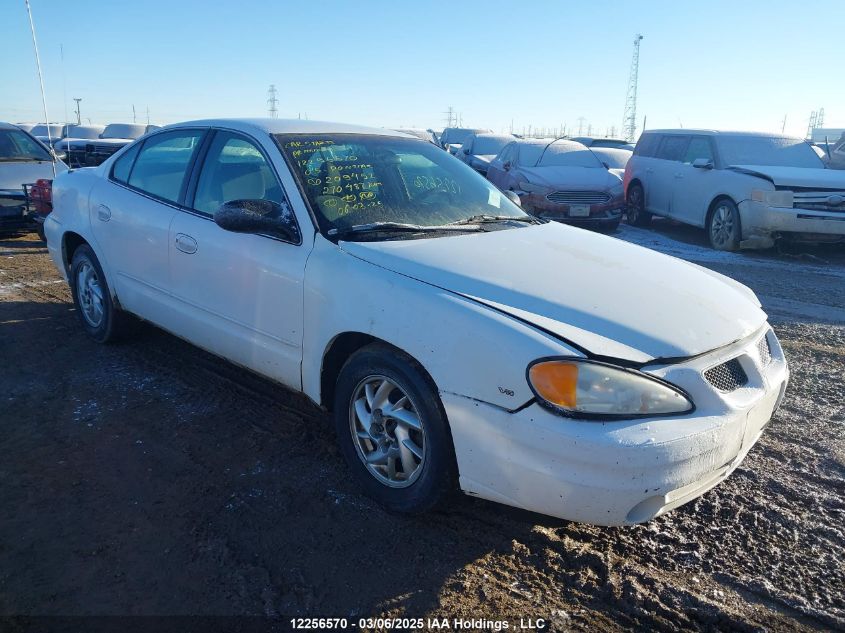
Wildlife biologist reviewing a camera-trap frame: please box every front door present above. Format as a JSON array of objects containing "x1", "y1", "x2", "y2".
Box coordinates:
[
  {"x1": 167, "y1": 130, "x2": 310, "y2": 389},
  {"x1": 672, "y1": 136, "x2": 717, "y2": 227}
]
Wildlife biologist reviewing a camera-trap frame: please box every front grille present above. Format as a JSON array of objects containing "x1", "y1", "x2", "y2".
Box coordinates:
[
  {"x1": 757, "y1": 334, "x2": 772, "y2": 367},
  {"x1": 87, "y1": 144, "x2": 120, "y2": 155},
  {"x1": 792, "y1": 191, "x2": 845, "y2": 212},
  {"x1": 704, "y1": 358, "x2": 748, "y2": 392},
  {"x1": 546, "y1": 190, "x2": 610, "y2": 205}
]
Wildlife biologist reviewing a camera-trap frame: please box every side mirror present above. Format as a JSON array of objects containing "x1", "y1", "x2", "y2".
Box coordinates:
[
  {"x1": 214, "y1": 199, "x2": 300, "y2": 242},
  {"x1": 692, "y1": 158, "x2": 714, "y2": 169},
  {"x1": 53, "y1": 150, "x2": 67, "y2": 161},
  {"x1": 463, "y1": 148, "x2": 470, "y2": 155},
  {"x1": 503, "y1": 161, "x2": 512, "y2": 171},
  {"x1": 503, "y1": 190, "x2": 521, "y2": 207}
]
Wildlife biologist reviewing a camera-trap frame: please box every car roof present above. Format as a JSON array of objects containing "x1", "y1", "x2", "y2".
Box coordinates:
[
  {"x1": 643, "y1": 129, "x2": 803, "y2": 139},
  {"x1": 1, "y1": 121, "x2": 27, "y2": 131},
  {"x1": 166, "y1": 118, "x2": 410, "y2": 138}
]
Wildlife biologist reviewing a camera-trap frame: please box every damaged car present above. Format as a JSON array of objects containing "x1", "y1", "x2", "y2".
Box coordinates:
[
  {"x1": 487, "y1": 138, "x2": 625, "y2": 230},
  {"x1": 45, "y1": 119, "x2": 788, "y2": 526},
  {"x1": 625, "y1": 130, "x2": 845, "y2": 249}
]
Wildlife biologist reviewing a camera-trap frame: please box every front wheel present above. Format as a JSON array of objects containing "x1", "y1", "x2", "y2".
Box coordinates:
[
  {"x1": 708, "y1": 199, "x2": 741, "y2": 251},
  {"x1": 70, "y1": 244, "x2": 135, "y2": 343},
  {"x1": 333, "y1": 344, "x2": 457, "y2": 514},
  {"x1": 625, "y1": 183, "x2": 651, "y2": 226}
]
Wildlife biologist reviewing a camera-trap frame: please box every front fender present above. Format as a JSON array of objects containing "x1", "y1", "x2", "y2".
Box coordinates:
[{"x1": 301, "y1": 236, "x2": 581, "y2": 410}]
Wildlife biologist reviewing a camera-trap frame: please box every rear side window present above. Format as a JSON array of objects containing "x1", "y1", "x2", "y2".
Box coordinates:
[
  {"x1": 634, "y1": 133, "x2": 660, "y2": 157},
  {"x1": 112, "y1": 143, "x2": 141, "y2": 183},
  {"x1": 656, "y1": 135, "x2": 690, "y2": 162},
  {"x1": 127, "y1": 130, "x2": 204, "y2": 203}
]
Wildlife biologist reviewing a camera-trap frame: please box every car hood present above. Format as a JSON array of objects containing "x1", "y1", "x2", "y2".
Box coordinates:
[
  {"x1": 729, "y1": 164, "x2": 845, "y2": 189},
  {"x1": 0, "y1": 161, "x2": 66, "y2": 191},
  {"x1": 519, "y1": 166, "x2": 620, "y2": 190},
  {"x1": 340, "y1": 223, "x2": 766, "y2": 363}
]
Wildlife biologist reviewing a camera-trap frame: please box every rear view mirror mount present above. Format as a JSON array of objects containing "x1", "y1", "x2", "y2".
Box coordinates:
[{"x1": 503, "y1": 190, "x2": 521, "y2": 207}]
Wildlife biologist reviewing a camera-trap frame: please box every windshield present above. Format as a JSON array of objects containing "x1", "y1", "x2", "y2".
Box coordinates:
[
  {"x1": 589, "y1": 147, "x2": 631, "y2": 169},
  {"x1": 717, "y1": 135, "x2": 825, "y2": 168},
  {"x1": 537, "y1": 141, "x2": 603, "y2": 168},
  {"x1": 276, "y1": 134, "x2": 529, "y2": 238},
  {"x1": 0, "y1": 129, "x2": 53, "y2": 161},
  {"x1": 102, "y1": 124, "x2": 148, "y2": 140},
  {"x1": 473, "y1": 136, "x2": 511, "y2": 155}
]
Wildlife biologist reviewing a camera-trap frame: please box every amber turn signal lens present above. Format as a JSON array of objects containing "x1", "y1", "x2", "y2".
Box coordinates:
[{"x1": 529, "y1": 361, "x2": 578, "y2": 408}]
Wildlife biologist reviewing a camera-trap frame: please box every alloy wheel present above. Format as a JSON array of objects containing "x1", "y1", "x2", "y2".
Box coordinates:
[
  {"x1": 710, "y1": 204, "x2": 737, "y2": 248},
  {"x1": 349, "y1": 375, "x2": 426, "y2": 488},
  {"x1": 76, "y1": 262, "x2": 105, "y2": 327}
]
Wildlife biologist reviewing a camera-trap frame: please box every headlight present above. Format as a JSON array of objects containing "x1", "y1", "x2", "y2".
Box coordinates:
[
  {"x1": 527, "y1": 358, "x2": 693, "y2": 419},
  {"x1": 751, "y1": 189, "x2": 793, "y2": 208}
]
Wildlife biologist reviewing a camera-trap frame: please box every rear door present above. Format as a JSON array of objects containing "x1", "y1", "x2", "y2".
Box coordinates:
[
  {"x1": 486, "y1": 142, "x2": 514, "y2": 188},
  {"x1": 672, "y1": 135, "x2": 717, "y2": 226},
  {"x1": 88, "y1": 129, "x2": 205, "y2": 322},
  {"x1": 167, "y1": 129, "x2": 309, "y2": 389},
  {"x1": 650, "y1": 134, "x2": 690, "y2": 216}
]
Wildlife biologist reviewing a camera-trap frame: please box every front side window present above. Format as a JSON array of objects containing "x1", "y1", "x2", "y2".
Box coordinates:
[
  {"x1": 193, "y1": 132, "x2": 284, "y2": 215},
  {"x1": 0, "y1": 129, "x2": 52, "y2": 162},
  {"x1": 635, "y1": 133, "x2": 660, "y2": 157},
  {"x1": 683, "y1": 137, "x2": 714, "y2": 164},
  {"x1": 716, "y1": 135, "x2": 825, "y2": 168},
  {"x1": 656, "y1": 135, "x2": 690, "y2": 162},
  {"x1": 111, "y1": 142, "x2": 141, "y2": 183},
  {"x1": 127, "y1": 130, "x2": 204, "y2": 203},
  {"x1": 276, "y1": 134, "x2": 529, "y2": 237}
]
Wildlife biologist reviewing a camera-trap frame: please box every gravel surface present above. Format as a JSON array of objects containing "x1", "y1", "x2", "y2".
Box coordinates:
[{"x1": 0, "y1": 224, "x2": 842, "y2": 632}]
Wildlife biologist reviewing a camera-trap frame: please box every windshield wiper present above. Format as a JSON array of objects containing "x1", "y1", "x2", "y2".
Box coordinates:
[
  {"x1": 328, "y1": 221, "x2": 481, "y2": 238},
  {"x1": 447, "y1": 214, "x2": 541, "y2": 226}
]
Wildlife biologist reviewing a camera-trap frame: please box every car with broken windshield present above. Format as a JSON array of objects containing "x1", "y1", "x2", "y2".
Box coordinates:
[{"x1": 44, "y1": 118, "x2": 788, "y2": 525}]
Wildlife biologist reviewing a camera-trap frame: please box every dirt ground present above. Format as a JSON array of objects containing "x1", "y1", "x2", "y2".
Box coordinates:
[{"x1": 1, "y1": 223, "x2": 843, "y2": 632}]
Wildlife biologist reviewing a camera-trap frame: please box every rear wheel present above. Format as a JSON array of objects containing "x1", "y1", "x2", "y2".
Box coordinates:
[
  {"x1": 333, "y1": 344, "x2": 456, "y2": 514},
  {"x1": 626, "y1": 183, "x2": 651, "y2": 226},
  {"x1": 69, "y1": 244, "x2": 135, "y2": 343},
  {"x1": 708, "y1": 199, "x2": 741, "y2": 251}
]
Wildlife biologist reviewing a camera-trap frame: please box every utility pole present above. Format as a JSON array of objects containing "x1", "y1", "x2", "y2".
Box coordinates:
[
  {"x1": 622, "y1": 34, "x2": 644, "y2": 142},
  {"x1": 267, "y1": 85, "x2": 279, "y2": 118},
  {"x1": 146, "y1": 106, "x2": 150, "y2": 125},
  {"x1": 132, "y1": 104, "x2": 136, "y2": 123},
  {"x1": 781, "y1": 114, "x2": 787, "y2": 134},
  {"x1": 73, "y1": 98, "x2": 82, "y2": 125},
  {"x1": 577, "y1": 117, "x2": 586, "y2": 135}
]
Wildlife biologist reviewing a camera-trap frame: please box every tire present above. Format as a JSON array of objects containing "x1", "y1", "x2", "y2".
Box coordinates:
[
  {"x1": 626, "y1": 183, "x2": 651, "y2": 227},
  {"x1": 36, "y1": 223, "x2": 45, "y2": 242},
  {"x1": 707, "y1": 199, "x2": 741, "y2": 251},
  {"x1": 333, "y1": 344, "x2": 457, "y2": 514},
  {"x1": 69, "y1": 244, "x2": 135, "y2": 343}
]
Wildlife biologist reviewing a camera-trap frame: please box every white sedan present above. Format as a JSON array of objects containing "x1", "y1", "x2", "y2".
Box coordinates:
[{"x1": 45, "y1": 119, "x2": 789, "y2": 525}]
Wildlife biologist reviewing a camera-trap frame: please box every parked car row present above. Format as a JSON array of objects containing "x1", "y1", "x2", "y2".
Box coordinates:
[
  {"x1": 15, "y1": 122, "x2": 159, "y2": 167},
  {"x1": 41, "y1": 118, "x2": 789, "y2": 527}
]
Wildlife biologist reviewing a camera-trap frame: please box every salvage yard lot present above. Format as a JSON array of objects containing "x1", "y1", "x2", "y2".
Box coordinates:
[{"x1": 1, "y1": 224, "x2": 843, "y2": 631}]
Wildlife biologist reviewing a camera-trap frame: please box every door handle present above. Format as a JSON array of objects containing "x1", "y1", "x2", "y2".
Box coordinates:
[
  {"x1": 645, "y1": 168, "x2": 654, "y2": 174},
  {"x1": 175, "y1": 233, "x2": 198, "y2": 254},
  {"x1": 674, "y1": 173, "x2": 684, "y2": 179},
  {"x1": 97, "y1": 204, "x2": 111, "y2": 222}
]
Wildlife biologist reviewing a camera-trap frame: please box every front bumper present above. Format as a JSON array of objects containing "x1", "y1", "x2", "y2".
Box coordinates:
[
  {"x1": 739, "y1": 200, "x2": 845, "y2": 247},
  {"x1": 445, "y1": 325, "x2": 788, "y2": 525},
  {"x1": 521, "y1": 192, "x2": 624, "y2": 228}
]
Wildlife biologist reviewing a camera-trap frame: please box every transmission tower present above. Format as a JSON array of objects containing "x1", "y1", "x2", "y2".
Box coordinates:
[
  {"x1": 622, "y1": 34, "x2": 644, "y2": 142},
  {"x1": 443, "y1": 106, "x2": 456, "y2": 127},
  {"x1": 267, "y1": 84, "x2": 279, "y2": 118}
]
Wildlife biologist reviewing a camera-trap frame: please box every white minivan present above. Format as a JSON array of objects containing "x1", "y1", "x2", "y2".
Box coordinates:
[{"x1": 623, "y1": 130, "x2": 845, "y2": 250}]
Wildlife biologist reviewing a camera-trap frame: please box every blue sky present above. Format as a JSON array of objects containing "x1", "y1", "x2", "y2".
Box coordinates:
[{"x1": 2, "y1": 0, "x2": 843, "y2": 138}]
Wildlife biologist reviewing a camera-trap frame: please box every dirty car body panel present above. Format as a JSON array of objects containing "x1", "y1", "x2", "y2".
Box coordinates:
[{"x1": 45, "y1": 118, "x2": 788, "y2": 525}]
